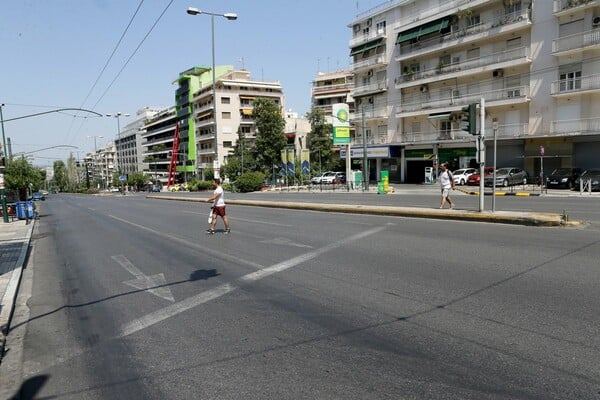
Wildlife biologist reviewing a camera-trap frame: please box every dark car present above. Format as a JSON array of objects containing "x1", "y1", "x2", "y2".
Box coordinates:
[
  {"x1": 573, "y1": 169, "x2": 600, "y2": 191},
  {"x1": 546, "y1": 167, "x2": 582, "y2": 189},
  {"x1": 32, "y1": 192, "x2": 45, "y2": 201}
]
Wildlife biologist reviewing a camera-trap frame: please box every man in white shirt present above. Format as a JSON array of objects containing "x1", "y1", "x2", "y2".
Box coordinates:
[
  {"x1": 205, "y1": 178, "x2": 230, "y2": 234},
  {"x1": 439, "y1": 162, "x2": 456, "y2": 209}
]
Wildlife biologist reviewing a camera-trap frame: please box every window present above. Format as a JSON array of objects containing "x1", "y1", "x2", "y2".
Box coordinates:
[
  {"x1": 222, "y1": 112, "x2": 231, "y2": 119},
  {"x1": 411, "y1": 122, "x2": 421, "y2": 134},
  {"x1": 467, "y1": 48, "x2": 480, "y2": 60},
  {"x1": 559, "y1": 71, "x2": 582, "y2": 91},
  {"x1": 221, "y1": 97, "x2": 230, "y2": 104},
  {"x1": 468, "y1": 14, "x2": 480, "y2": 27},
  {"x1": 223, "y1": 141, "x2": 232, "y2": 148},
  {"x1": 506, "y1": 1, "x2": 522, "y2": 18},
  {"x1": 506, "y1": 37, "x2": 521, "y2": 50},
  {"x1": 376, "y1": 21, "x2": 386, "y2": 34}
]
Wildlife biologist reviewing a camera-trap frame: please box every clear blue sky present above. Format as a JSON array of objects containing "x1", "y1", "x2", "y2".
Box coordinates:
[{"x1": 1, "y1": 0, "x2": 381, "y2": 166}]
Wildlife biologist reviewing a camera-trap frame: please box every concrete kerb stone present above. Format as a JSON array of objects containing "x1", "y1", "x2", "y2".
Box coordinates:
[{"x1": 147, "y1": 195, "x2": 581, "y2": 227}]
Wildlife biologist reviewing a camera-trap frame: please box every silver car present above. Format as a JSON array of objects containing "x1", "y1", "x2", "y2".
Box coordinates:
[{"x1": 484, "y1": 167, "x2": 528, "y2": 187}]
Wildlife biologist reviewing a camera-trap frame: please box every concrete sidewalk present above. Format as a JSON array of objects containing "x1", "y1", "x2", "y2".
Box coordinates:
[{"x1": 0, "y1": 219, "x2": 34, "y2": 362}]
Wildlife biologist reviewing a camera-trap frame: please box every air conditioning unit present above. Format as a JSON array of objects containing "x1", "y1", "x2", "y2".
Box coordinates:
[
  {"x1": 493, "y1": 69, "x2": 504, "y2": 78},
  {"x1": 367, "y1": 70, "x2": 373, "y2": 77},
  {"x1": 353, "y1": 24, "x2": 361, "y2": 33},
  {"x1": 420, "y1": 84, "x2": 429, "y2": 93},
  {"x1": 367, "y1": 19, "x2": 372, "y2": 27},
  {"x1": 593, "y1": 16, "x2": 600, "y2": 27}
]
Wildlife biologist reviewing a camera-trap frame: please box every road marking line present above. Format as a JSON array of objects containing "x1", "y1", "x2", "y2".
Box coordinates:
[
  {"x1": 118, "y1": 225, "x2": 387, "y2": 338},
  {"x1": 112, "y1": 255, "x2": 175, "y2": 302},
  {"x1": 181, "y1": 211, "x2": 293, "y2": 227}
]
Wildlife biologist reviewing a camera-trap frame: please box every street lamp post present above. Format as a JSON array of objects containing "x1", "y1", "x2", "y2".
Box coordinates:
[
  {"x1": 187, "y1": 6, "x2": 237, "y2": 180},
  {"x1": 107, "y1": 112, "x2": 130, "y2": 187}
]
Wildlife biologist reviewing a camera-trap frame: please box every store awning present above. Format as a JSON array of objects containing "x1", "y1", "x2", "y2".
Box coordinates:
[
  {"x1": 427, "y1": 112, "x2": 451, "y2": 120},
  {"x1": 241, "y1": 109, "x2": 253, "y2": 116},
  {"x1": 396, "y1": 17, "x2": 450, "y2": 44},
  {"x1": 350, "y1": 38, "x2": 384, "y2": 56}
]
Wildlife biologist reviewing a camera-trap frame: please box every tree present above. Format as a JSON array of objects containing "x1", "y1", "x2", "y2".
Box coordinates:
[
  {"x1": 253, "y1": 98, "x2": 286, "y2": 173},
  {"x1": 4, "y1": 156, "x2": 44, "y2": 200},
  {"x1": 127, "y1": 172, "x2": 148, "y2": 189},
  {"x1": 66, "y1": 153, "x2": 78, "y2": 192},
  {"x1": 52, "y1": 160, "x2": 68, "y2": 191},
  {"x1": 306, "y1": 107, "x2": 335, "y2": 173},
  {"x1": 223, "y1": 127, "x2": 257, "y2": 179}
]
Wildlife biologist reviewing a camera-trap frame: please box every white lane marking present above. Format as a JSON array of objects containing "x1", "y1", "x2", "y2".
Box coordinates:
[
  {"x1": 259, "y1": 237, "x2": 313, "y2": 248},
  {"x1": 108, "y1": 214, "x2": 265, "y2": 270},
  {"x1": 118, "y1": 225, "x2": 388, "y2": 338},
  {"x1": 112, "y1": 255, "x2": 175, "y2": 302}
]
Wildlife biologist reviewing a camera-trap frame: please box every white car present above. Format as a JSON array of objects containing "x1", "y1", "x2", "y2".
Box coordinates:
[
  {"x1": 451, "y1": 168, "x2": 477, "y2": 185},
  {"x1": 311, "y1": 171, "x2": 334, "y2": 184}
]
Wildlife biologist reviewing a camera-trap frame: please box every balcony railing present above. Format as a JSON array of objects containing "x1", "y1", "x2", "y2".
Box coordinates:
[
  {"x1": 312, "y1": 82, "x2": 354, "y2": 94},
  {"x1": 349, "y1": 28, "x2": 387, "y2": 47},
  {"x1": 396, "y1": 9, "x2": 530, "y2": 58},
  {"x1": 553, "y1": 0, "x2": 597, "y2": 13},
  {"x1": 352, "y1": 104, "x2": 389, "y2": 120},
  {"x1": 550, "y1": 117, "x2": 600, "y2": 134},
  {"x1": 397, "y1": 46, "x2": 530, "y2": 86},
  {"x1": 552, "y1": 29, "x2": 600, "y2": 54},
  {"x1": 551, "y1": 73, "x2": 600, "y2": 95},
  {"x1": 350, "y1": 54, "x2": 388, "y2": 71},
  {"x1": 400, "y1": 85, "x2": 529, "y2": 113},
  {"x1": 353, "y1": 79, "x2": 388, "y2": 96}
]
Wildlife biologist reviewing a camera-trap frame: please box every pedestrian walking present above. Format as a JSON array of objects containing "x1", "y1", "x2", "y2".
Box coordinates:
[
  {"x1": 439, "y1": 162, "x2": 456, "y2": 209},
  {"x1": 205, "y1": 178, "x2": 230, "y2": 234}
]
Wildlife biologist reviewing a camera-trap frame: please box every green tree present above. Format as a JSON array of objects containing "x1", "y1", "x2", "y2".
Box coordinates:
[
  {"x1": 53, "y1": 160, "x2": 68, "y2": 192},
  {"x1": 4, "y1": 156, "x2": 44, "y2": 200},
  {"x1": 306, "y1": 107, "x2": 334, "y2": 173},
  {"x1": 128, "y1": 172, "x2": 148, "y2": 189},
  {"x1": 253, "y1": 98, "x2": 286, "y2": 173},
  {"x1": 223, "y1": 128, "x2": 257, "y2": 179},
  {"x1": 66, "y1": 153, "x2": 78, "y2": 192}
]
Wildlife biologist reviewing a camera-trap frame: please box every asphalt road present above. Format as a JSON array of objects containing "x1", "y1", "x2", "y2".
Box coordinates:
[{"x1": 8, "y1": 193, "x2": 600, "y2": 399}]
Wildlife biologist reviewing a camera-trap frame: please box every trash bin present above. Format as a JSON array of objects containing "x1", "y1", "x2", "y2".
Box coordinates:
[
  {"x1": 377, "y1": 181, "x2": 386, "y2": 195},
  {"x1": 15, "y1": 201, "x2": 26, "y2": 219},
  {"x1": 26, "y1": 201, "x2": 35, "y2": 218}
]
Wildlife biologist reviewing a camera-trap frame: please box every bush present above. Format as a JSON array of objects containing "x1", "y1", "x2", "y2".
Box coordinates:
[
  {"x1": 235, "y1": 172, "x2": 265, "y2": 193},
  {"x1": 195, "y1": 180, "x2": 214, "y2": 191}
]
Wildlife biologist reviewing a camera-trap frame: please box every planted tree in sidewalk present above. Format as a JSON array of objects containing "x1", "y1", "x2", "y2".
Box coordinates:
[
  {"x1": 253, "y1": 98, "x2": 286, "y2": 173},
  {"x1": 4, "y1": 156, "x2": 44, "y2": 200},
  {"x1": 306, "y1": 107, "x2": 335, "y2": 173}
]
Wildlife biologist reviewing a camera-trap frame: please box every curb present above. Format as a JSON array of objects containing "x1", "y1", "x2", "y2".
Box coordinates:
[
  {"x1": 147, "y1": 195, "x2": 581, "y2": 227},
  {"x1": 0, "y1": 220, "x2": 34, "y2": 357},
  {"x1": 455, "y1": 188, "x2": 541, "y2": 196}
]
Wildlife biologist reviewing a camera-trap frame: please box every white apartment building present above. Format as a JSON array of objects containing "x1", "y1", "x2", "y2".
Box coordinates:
[
  {"x1": 311, "y1": 70, "x2": 356, "y2": 126},
  {"x1": 115, "y1": 107, "x2": 161, "y2": 176},
  {"x1": 178, "y1": 66, "x2": 285, "y2": 179},
  {"x1": 349, "y1": 0, "x2": 600, "y2": 183},
  {"x1": 140, "y1": 107, "x2": 177, "y2": 184}
]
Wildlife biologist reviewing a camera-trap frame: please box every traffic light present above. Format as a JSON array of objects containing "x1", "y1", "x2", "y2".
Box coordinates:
[{"x1": 461, "y1": 103, "x2": 478, "y2": 135}]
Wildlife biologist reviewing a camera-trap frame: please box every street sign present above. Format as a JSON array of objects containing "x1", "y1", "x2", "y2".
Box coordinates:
[{"x1": 119, "y1": 175, "x2": 127, "y2": 182}]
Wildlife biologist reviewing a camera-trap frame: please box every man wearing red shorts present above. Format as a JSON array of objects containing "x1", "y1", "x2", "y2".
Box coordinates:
[{"x1": 205, "y1": 178, "x2": 230, "y2": 234}]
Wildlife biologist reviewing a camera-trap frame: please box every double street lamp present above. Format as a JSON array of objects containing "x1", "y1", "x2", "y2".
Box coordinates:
[{"x1": 186, "y1": 6, "x2": 237, "y2": 180}]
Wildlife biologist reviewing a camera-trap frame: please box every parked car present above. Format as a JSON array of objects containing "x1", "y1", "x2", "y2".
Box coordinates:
[
  {"x1": 546, "y1": 167, "x2": 582, "y2": 189},
  {"x1": 484, "y1": 167, "x2": 528, "y2": 187},
  {"x1": 451, "y1": 168, "x2": 477, "y2": 185},
  {"x1": 322, "y1": 172, "x2": 346, "y2": 184},
  {"x1": 467, "y1": 167, "x2": 494, "y2": 186},
  {"x1": 310, "y1": 171, "x2": 333, "y2": 184},
  {"x1": 573, "y1": 168, "x2": 600, "y2": 191},
  {"x1": 32, "y1": 192, "x2": 45, "y2": 201}
]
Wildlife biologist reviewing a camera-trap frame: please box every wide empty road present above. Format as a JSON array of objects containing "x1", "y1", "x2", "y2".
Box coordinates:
[{"x1": 9, "y1": 194, "x2": 600, "y2": 399}]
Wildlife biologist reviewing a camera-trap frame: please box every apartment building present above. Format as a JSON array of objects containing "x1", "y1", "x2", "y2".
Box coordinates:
[
  {"x1": 311, "y1": 70, "x2": 356, "y2": 126},
  {"x1": 140, "y1": 107, "x2": 177, "y2": 184},
  {"x1": 177, "y1": 66, "x2": 285, "y2": 179},
  {"x1": 349, "y1": 0, "x2": 600, "y2": 183},
  {"x1": 114, "y1": 107, "x2": 161, "y2": 176}
]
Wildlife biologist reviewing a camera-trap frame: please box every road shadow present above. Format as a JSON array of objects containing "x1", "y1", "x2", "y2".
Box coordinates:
[{"x1": 8, "y1": 374, "x2": 49, "y2": 400}]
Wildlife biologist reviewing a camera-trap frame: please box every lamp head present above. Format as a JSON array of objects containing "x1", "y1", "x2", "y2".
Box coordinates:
[
  {"x1": 224, "y1": 13, "x2": 237, "y2": 20},
  {"x1": 187, "y1": 7, "x2": 201, "y2": 15}
]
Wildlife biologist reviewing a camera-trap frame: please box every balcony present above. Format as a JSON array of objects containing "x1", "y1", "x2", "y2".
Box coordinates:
[
  {"x1": 349, "y1": 27, "x2": 386, "y2": 48},
  {"x1": 398, "y1": 85, "x2": 530, "y2": 116},
  {"x1": 353, "y1": 79, "x2": 387, "y2": 96},
  {"x1": 312, "y1": 82, "x2": 354, "y2": 95},
  {"x1": 551, "y1": 73, "x2": 600, "y2": 96},
  {"x1": 196, "y1": 119, "x2": 215, "y2": 128},
  {"x1": 550, "y1": 117, "x2": 600, "y2": 135},
  {"x1": 396, "y1": 46, "x2": 531, "y2": 88},
  {"x1": 350, "y1": 54, "x2": 388, "y2": 73},
  {"x1": 401, "y1": 129, "x2": 474, "y2": 144},
  {"x1": 396, "y1": 9, "x2": 531, "y2": 60},
  {"x1": 552, "y1": 29, "x2": 600, "y2": 55},
  {"x1": 352, "y1": 103, "x2": 389, "y2": 121},
  {"x1": 553, "y1": 0, "x2": 598, "y2": 14}
]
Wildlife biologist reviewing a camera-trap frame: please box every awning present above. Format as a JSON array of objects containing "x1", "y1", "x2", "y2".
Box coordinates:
[
  {"x1": 350, "y1": 38, "x2": 384, "y2": 56},
  {"x1": 396, "y1": 17, "x2": 450, "y2": 44},
  {"x1": 427, "y1": 112, "x2": 451, "y2": 120},
  {"x1": 241, "y1": 109, "x2": 253, "y2": 116}
]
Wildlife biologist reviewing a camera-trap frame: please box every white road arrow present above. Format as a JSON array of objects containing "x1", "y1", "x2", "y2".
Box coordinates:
[{"x1": 111, "y1": 255, "x2": 175, "y2": 302}]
